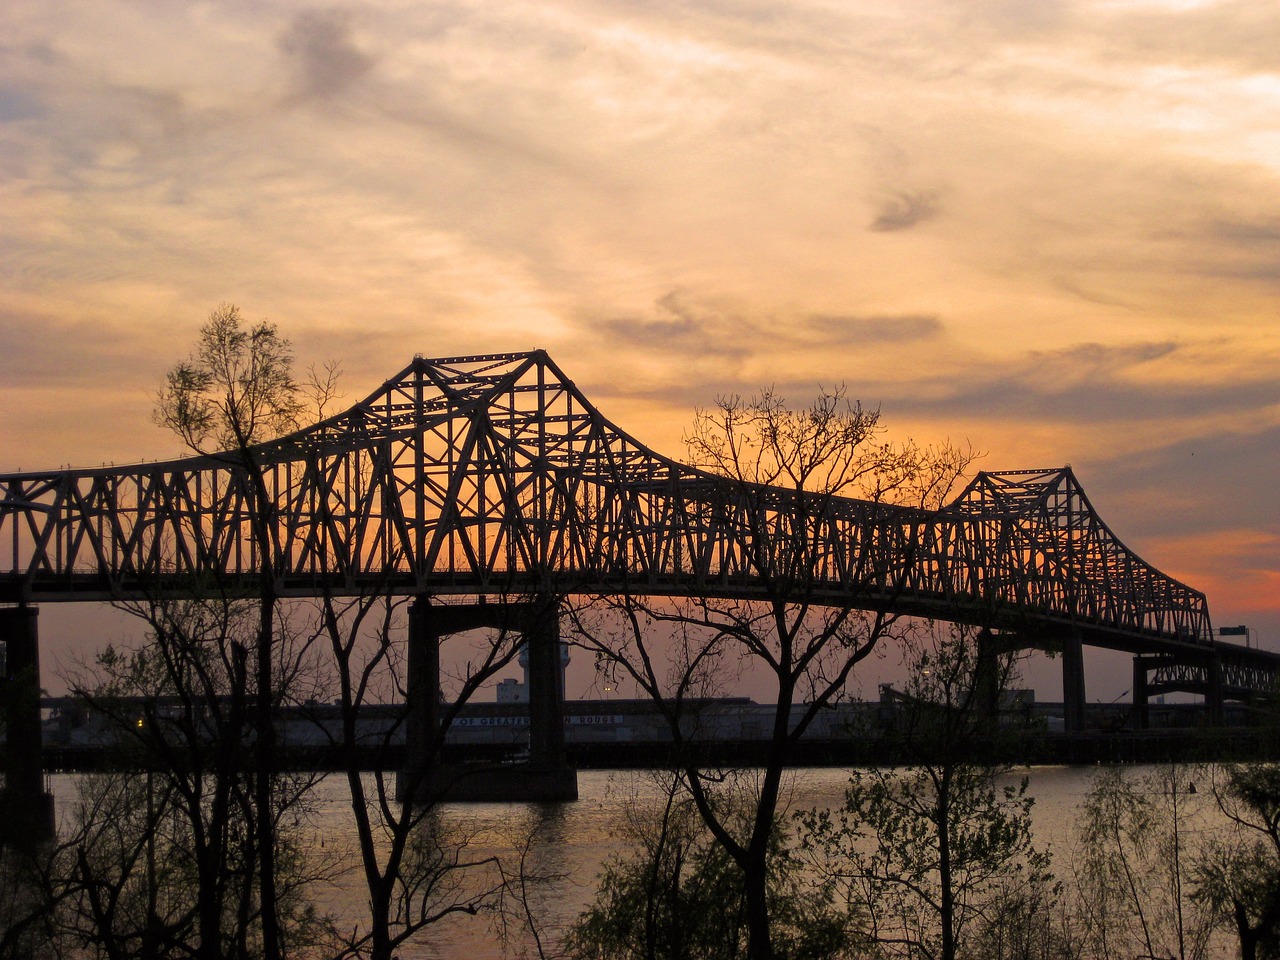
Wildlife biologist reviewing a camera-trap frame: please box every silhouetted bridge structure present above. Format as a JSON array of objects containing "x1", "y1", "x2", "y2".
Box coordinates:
[{"x1": 2, "y1": 352, "x2": 1276, "y2": 812}]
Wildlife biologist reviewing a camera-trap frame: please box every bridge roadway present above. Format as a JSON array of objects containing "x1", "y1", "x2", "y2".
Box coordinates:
[{"x1": 0, "y1": 352, "x2": 1275, "y2": 809}]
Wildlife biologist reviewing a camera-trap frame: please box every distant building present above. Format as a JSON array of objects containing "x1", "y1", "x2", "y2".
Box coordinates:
[
  {"x1": 495, "y1": 678, "x2": 523, "y2": 704},
  {"x1": 493, "y1": 641, "x2": 571, "y2": 703}
]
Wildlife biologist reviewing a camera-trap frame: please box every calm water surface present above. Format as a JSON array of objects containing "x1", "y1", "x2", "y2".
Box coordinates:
[{"x1": 47, "y1": 765, "x2": 1199, "y2": 959}]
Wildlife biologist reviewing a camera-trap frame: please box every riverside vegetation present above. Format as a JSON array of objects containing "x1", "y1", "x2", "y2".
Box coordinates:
[{"x1": 2, "y1": 306, "x2": 1276, "y2": 959}]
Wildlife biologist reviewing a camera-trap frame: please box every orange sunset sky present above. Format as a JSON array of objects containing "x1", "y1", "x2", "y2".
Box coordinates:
[{"x1": 2, "y1": 0, "x2": 1277, "y2": 701}]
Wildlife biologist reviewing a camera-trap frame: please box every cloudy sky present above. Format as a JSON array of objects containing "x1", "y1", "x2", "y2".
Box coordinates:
[{"x1": 2, "y1": 0, "x2": 1277, "y2": 696}]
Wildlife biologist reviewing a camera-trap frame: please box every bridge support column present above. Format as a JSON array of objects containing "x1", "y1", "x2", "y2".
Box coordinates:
[
  {"x1": 1062, "y1": 631, "x2": 1086, "y2": 734},
  {"x1": 1132, "y1": 657, "x2": 1150, "y2": 731},
  {"x1": 510, "y1": 600, "x2": 576, "y2": 800},
  {"x1": 526, "y1": 605, "x2": 568, "y2": 770},
  {"x1": 0, "y1": 605, "x2": 55, "y2": 847},
  {"x1": 973, "y1": 630, "x2": 1002, "y2": 735},
  {"x1": 399, "y1": 598, "x2": 577, "y2": 804},
  {"x1": 1206, "y1": 654, "x2": 1225, "y2": 727},
  {"x1": 403, "y1": 597, "x2": 441, "y2": 795}
]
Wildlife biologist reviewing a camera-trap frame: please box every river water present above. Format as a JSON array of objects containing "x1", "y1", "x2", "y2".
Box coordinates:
[{"x1": 46, "y1": 765, "x2": 1217, "y2": 958}]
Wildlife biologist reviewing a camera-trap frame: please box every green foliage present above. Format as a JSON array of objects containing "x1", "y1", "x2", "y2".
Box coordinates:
[
  {"x1": 563, "y1": 778, "x2": 851, "y2": 960},
  {"x1": 799, "y1": 765, "x2": 1053, "y2": 960},
  {"x1": 154, "y1": 303, "x2": 302, "y2": 456},
  {"x1": 798, "y1": 628, "x2": 1055, "y2": 960},
  {"x1": 1071, "y1": 765, "x2": 1218, "y2": 960},
  {"x1": 1191, "y1": 764, "x2": 1280, "y2": 960}
]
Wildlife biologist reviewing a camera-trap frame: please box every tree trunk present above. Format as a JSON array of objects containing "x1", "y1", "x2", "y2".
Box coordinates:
[
  {"x1": 248, "y1": 456, "x2": 282, "y2": 960},
  {"x1": 742, "y1": 645, "x2": 790, "y2": 960},
  {"x1": 938, "y1": 781, "x2": 955, "y2": 960},
  {"x1": 198, "y1": 642, "x2": 247, "y2": 960},
  {"x1": 1236, "y1": 902, "x2": 1258, "y2": 960},
  {"x1": 256, "y1": 586, "x2": 280, "y2": 960},
  {"x1": 743, "y1": 857, "x2": 775, "y2": 960},
  {"x1": 369, "y1": 881, "x2": 393, "y2": 960}
]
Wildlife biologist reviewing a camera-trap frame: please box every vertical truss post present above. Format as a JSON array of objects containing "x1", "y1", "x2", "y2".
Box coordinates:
[
  {"x1": 1132, "y1": 656, "x2": 1150, "y2": 731},
  {"x1": 1062, "y1": 629, "x2": 1087, "y2": 734},
  {"x1": 0, "y1": 605, "x2": 55, "y2": 847}
]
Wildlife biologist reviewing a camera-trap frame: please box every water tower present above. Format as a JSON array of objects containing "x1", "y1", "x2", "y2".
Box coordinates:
[{"x1": 496, "y1": 640, "x2": 570, "y2": 703}]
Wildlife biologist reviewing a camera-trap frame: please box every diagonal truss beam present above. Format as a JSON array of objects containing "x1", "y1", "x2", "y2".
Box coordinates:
[{"x1": 0, "y1": 351, "x2": 1214, "y2": 655}]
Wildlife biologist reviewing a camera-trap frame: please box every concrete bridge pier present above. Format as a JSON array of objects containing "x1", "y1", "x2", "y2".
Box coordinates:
[
  {"x1": 400, "y1": 598, "x2": 577, "y2": 804},
  {"x1": 1132, "y1": 656, "x2": 1151, "y2": 730},
  {"x1": 403, "y1": 598, "x2": 441, "y2": 791},
  {"x1": 1131, "y1": 651, "x2": 1228, "y2": 729},
  {"x1": 525, "y1": 607, "x2": 571, "y2": 779},
  {"x1": 0, "y1": 605, "x2": 55, "y2": 847},
  {"x1": 1062, "y1": 630, "x2": 1087, "y2": 733},
  {"x1": 1206, "y1": 654, "x2": 1225, "y2": 726},
  {"x1": 972, "y1": 629, "x2": 1004, "y2": 734}
]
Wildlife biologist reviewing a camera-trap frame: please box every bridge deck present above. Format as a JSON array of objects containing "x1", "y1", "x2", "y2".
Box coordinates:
[{"x1": 0, "y1": 351, "x2": 1228, "y2": 669}]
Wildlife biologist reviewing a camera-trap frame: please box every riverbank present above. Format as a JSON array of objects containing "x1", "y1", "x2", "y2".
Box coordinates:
[{"x1": 35, "y1": 724, "x2": 1280, "y2": 773}]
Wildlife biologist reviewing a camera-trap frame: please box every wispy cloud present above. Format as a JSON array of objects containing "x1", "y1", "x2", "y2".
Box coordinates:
[
  {"x1": 278, "y1": 9, "x2": 378, "y2": 103},
  {"x1": 804, "y1": 315, "x2": 942, "y2": 345},
  {"x1": 869, "y1": 190, "x2": 940, "y2": 232},
  {"x1": 2, "y1": 0, "x2": 1278, "y2": 637},
  {"x1": 884, "y1": 339, "x2": 1280, "y2": 425}
]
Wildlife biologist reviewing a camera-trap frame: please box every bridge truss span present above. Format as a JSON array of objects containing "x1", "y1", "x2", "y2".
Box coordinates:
[{"x1": 0, "y1": 351, "x2": 1212, "y2": 651}]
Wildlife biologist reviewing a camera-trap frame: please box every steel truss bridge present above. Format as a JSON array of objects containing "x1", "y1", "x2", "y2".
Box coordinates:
[{"x1": 1, "y1": 351, "x2": 1276, "y2": 723}]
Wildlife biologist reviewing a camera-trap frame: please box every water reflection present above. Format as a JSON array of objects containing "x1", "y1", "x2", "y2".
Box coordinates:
[{"x1": 45, "y1": 765, "x2": 1173, "y2": 959}]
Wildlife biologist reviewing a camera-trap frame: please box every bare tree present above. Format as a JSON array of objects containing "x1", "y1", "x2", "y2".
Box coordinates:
[
  {"x1": 155, "y1": 304, "x2": 305, "y2": 960},
  {"x1": 0, "y1": 846, "x2": 62, "y2": 959},
  {"x1": 58, "y1": 595, "x2": 338, "y2": 959},
  {"x1": 569, "y1": 387, "x2": 976, "y2": 960},
  {"x1": 299, "y1": 568, "x2": 561, "y2": 959}
]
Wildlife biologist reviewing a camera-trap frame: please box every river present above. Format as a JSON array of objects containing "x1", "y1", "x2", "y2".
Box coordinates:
[{"x1": 47, "y1": 764, "x2": 1223, "y2": 958}]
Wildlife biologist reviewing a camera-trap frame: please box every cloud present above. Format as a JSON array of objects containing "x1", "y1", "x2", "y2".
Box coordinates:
[
  {"x1": 590, "y1": 294, "x2": 944, "y2": 374},
  {"x1": 1213, "y1": 218, "x2": 1280, "y2": 246},
  {"x1": 804, "y1": 314, "x2": 942, "y2": 345},
  {"x1": 595, "y1": 292, "x2": 753, "y2": 359},
  {"x1": 890, "y1": 339, "x2": 1280, "y2": 425},
  {"x1": 0, "y1": 308, "x2": 158, "y2": 388},
  {"x1": 1102, "y1": 0, "x2": 1280, "y2": 75},
  {"x1": 0, "y1": 85, "x2": 45, "y2": 123},
  {"x1": 1090, "y1": 423, "x2": 1280, "y2": 539},
  {"x1": 1030, "y1": 339, "x2": 1178, "y2": 371},
  {"x1": 869, "y1": 190, "x2": 939, "y2": 232},
  {"x1": 278, "y1": 9, "x2": 377, "y2": 102},
  {"x1": 2, "y1": 0, "x2": 1278, "y2": 627},
  {"x1": 1200, "y1": 217, "x2": 1280, "y2": 285}
]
